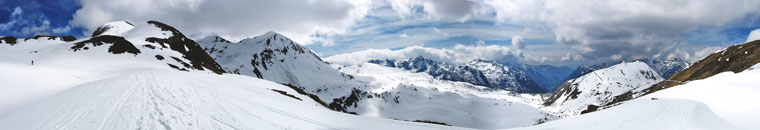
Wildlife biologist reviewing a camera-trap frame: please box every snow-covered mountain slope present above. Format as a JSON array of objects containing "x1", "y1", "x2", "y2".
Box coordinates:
[
  {"x1": 562, "y1": 63, "x2": 614, "y2": 82},
  {"x1": 645, "y1": 40, "x2": 760, "y2": 94},
  {"x1": 0, "y1": 63, "x2": 468, "y2": 130},
  {"x1": 0, "y1": 21, "x2": 472, "y2": 129},
  {"x1": 91, "y1": 21, "x2": 135, "y2": 37},
  {"x1": 0, "y1": 21, "x2": 223, "y2": 74},
  {"x1": 511, "y1": 64, "x2": 760, "y2": 130},
  {"x1": 640, "y1": 65, "x2": 760, "y2": 129},
  {"x1": 607, "y1": 40, "x2": 760, "y2": 108},
  {"x1": 543, "y1": 61, "x2": 663, "y2": 115},
  {"x1": 336, "y1": 63, "x2": 557, "y2": 129},
  {"x1": 635, "y1": 58, "x2": 689, "y2": 79},
  {"x1": 369, "y1": 57, "x2": 549, "y2": 93},
  {"x1": 510, "y1": 99, "x2": 740, "y2": 130},
  {"x1": 196, "y1": 33, "x2": 365, "y2": 112},
  {"x1": 0, "y1": 20, "x2": 227, "y2": 115},
  {"x1": 563, "y1": 58, "x2": 688, "y2": 82}
]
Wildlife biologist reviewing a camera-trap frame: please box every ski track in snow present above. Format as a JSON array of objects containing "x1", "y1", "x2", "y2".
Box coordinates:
[{"x1": 0, "y1": 69, "x2": 470, "y2": 130}]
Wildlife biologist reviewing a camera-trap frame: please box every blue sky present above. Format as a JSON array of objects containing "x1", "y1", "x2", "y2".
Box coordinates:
[
  {"x1": 0, "y1": 0, "x2": 83, "y2": 37},
  {"x1": 2, "y1": 0, "x2": 760, "y2": 66}
]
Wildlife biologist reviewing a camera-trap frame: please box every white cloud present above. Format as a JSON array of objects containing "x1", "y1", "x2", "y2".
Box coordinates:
[
  {"x1": 10, "y1": 6, "x2": 22, "y2": 16},
  {"x1": 386, "y1": 0, "x2": 420, "y2": 18},
  {"x1": 332, "y1": 0, "x2": 758, "y2": 63},
  {"x1": 20, "y1": 20, "x2": 50, "y2": 36},
  {"x1": 748, "y1": 28, "x2": 760, "y2": 43},
  {"x1": 72, "y1": 0, "x2": 371, "y2": 45},
  {"x1": 385, "y1": 0, "x2": 488, "y2": 22},
  {"x1": 511, "y1": 35, "x2": 525, "y2": 49},
  {"x1": 51, "y1": 26, "x2": 72, "y2": 34},
  {"x1": 664, "y1": 46, "x2": 723, "y2": 62},
  {"x1": 560, "y1": 53, "x2": 584, "y2": 61},
  {"x1": 0, "y1": 7, "x2": 23, "y2": 32},
  {"x1": 69, "y1": 0, "x2": 760, "y2": 64},
  {"x1": 484, "y1": 0, "x2": 760, "y2": 61},
  {"x1": 0, "y1": 6, "x2": 71, "y2": 36},
  {"x1": 325, "y1": 44, "x2": 548, "y2": 65},
  {"x1": 610, "y1": 54, "x2": 622, "y2": 61},
  {"x1": 421, "y1": 0, "x2": 481, "y2": 22},
  {"x1": 476, "y1": 39, "x2": 485, "y2": 46}
]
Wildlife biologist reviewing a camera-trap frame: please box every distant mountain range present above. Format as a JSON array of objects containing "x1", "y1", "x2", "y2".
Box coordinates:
[
  {"x1": 369, "y1": 57, "x2": 573, "y2": 93},
  {"x1": 564, "y1": 58, "x2": 690, "y2": 81}
]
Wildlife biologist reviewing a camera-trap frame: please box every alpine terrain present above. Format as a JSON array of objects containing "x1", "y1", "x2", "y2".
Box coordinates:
[{"x1": 1, "y1": 17, "x2": 759, "y2": 130}]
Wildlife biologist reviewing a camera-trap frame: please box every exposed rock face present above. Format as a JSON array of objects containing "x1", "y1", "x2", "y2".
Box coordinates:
[
  {"x1": 24, "y1": 35, "x2": 76, "y2": 42},
  {"x1": 1, "y1": 35, "x2": 75, "y2": 46},
  {"x1": 71, "y1": 35, "x2": 140, "y2": 55},
  {"x1": 145, "y1": 21, "x2": 225, "y2": 74},
  {"x1": 196, "y1": 32, "x2": 365, "y2": 113},
  {"x1": 0, "y1": 36, "x2": 18, "y2": 45},
  {"x1": 91, "y1": 21, "x2": 135, "y2": 37},
  {"x1": 2, "y1": 35, "x2": 76, "y2": 46}
]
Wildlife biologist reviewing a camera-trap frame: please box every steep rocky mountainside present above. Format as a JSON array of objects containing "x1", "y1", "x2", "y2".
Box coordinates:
[
  {"x1": 646, "y1": 40, "x2": 760, "y2": 93},
  {"x1": 197, "y1": 33, "x2": 367, "y2": 113},
  {"x1": 603, "y1": 40, "x2": 760, "y2": 107},
  {"x1": 0, "y1": 21, "x2": 225, "y2": 74},
  {"x1": 543, "y1": 61, "x2": 662, "y2": 115}
]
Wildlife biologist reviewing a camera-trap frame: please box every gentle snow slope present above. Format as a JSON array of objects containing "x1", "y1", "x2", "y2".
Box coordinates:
[
  {"x1": 641, "y1": 66, "x2": 760, "y2": 129},
  {"x1": 510, "y1": 64, "x2": 760, "y2": 130},
  {"x1": 0, "y1": 69, "x2": 469, "y2": 130},
  {"x1": 510, "y1": 99, "x2": 740, "y2": 130}
]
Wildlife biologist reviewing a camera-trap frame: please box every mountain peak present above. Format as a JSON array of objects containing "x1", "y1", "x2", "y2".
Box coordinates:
[
  {"x1": 544, "y1": 61, "x2": 663, "y2": 115},
  {"x1": 412, "y1": 56, "x2": 430, "y2": 61},
  {"x1": 91, "y1": 21, "x2": 135, "y2": 37},
  {"x1": 264, "y1": 31, "x2": 280, "y2": 36},
  {"x1": 198, "y1": 35, "x2": 231, "y2": 43}
]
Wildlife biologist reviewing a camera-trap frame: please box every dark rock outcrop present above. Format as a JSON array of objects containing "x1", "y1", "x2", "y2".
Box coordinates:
[
  {"x1": 71, "y1": 35, "x2": 140, "y2": 55},
  {"x1": 1, "y1": 36, "x2": 18, "y2": 45},
  {"x1": 144, "y1": 21, "x2": 225, "y2": 74},
  {"x1": 24, "y1": 35, "x2": 76, "y2": 42}
]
